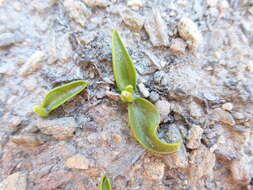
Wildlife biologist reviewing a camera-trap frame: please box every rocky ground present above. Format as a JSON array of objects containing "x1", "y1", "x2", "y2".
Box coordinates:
[{"x1": 0, "y1": 0, "x2": 253, "y2": 189}]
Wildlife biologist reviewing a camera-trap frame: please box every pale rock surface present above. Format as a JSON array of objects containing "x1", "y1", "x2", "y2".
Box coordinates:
[
  {"x1": 37, "y1": 170, "x2": 72, "y2": 190},
  {"x1": 83, "y1": 0, "x2": 110, "y2": 7},
  {"x1": 144, "y1": 9, "x2": 169, "y2": 46},
  {"x1": 143, "y1": 157, "x2": 165, "y2": 180},
  {"x1": 188, "y1": 146, "x2": 216, "y2": 182},
  {"x1": 0, "y1": 172, "x2": 27, "y2": 190},
  {"x1": 163, "y1": 144, "x2": 188, "y2": 168},
  {"x1": 11, "y1": 134, "x2": 44, "y2": 147},
  {"x1": 155, "y1": 100, "x2": 171, "y2": 122},
  {"x1": 212, "y1": 108, "x2": 236, "y2": 126},
  {"x1": 19, "y1": 51, "x2": 45, "y2": 76},
  {"x1": 64, "y1": 0, "x2": 91, "y2": 26},
  {"x1": 189, "y1": 101, "x2": 203, "y2": 118},
  {"x1": 230, "y1": 157, "x2": 251, "y2": 185},
  {"x1": 65, "y1": 154, "x2": 90, "y2": 169},
  {"x1": 170, "y1": 38, "x2": 187, "y2": 54},
  {"x1": 0, "y1": 33, "x2": 16, "y2": 48},
  {"x1": 127, "y1": 0, "x2": 143, "y2": 10},
  {"x1": 31, "y1": 0, "x2": 58, "y2": 12},
  {"x1": 37, "y1": 117, "x2": 78, "y2": 139},
  {"x1": 187, "y1": 125, "x2": 203, "y2": 149}
]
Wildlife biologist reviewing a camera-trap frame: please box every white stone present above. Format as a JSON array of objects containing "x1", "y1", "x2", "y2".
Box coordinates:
[
  {"x1": 178, "y1": 18, "x2": 202, "y2": 51},
  {"x1": 138, "y1": 83, "x2": 150, "y2": 98},
  {"x1": 222, "y1": 102, "x2": 233, "y2": 111}
]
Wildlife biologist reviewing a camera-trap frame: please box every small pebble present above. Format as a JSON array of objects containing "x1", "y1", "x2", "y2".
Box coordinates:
[
  {"x1": 222, "y1": 102, "x2": 233, "y2": 111},
  {"x1": 178, "y1": 18, "x2": 202, "y2": 51},
  {"x1": 138, "y1": 83, "x2": 150, "y2": 98},
  {"x1": 149, "y1": 91, "x2": 159, "y2": 103},
  {"x1": 112, "y1": 133, "x2": 122, "y2": 143}
]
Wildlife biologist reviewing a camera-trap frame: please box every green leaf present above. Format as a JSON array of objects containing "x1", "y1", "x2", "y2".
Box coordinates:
[
  {"x1": 99, "y1": 175, "x2": 112, "y2": 190},
  {"x1": 128, "y1": 97, "x2": 181, "y2": 153},
  {"x1": 112, "y1": 30, "x2": 136, "y2": 92},
  {"x1": 33, "y1": 80, "x2": 88, "y2": 117}
]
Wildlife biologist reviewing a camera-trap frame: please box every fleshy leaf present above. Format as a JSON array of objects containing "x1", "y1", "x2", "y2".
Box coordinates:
[
  {"x1": 33, "y1": 80, "x2": 88, "y2": 117},
  {"x1": 112, "y1": 30, "x2": 136, "y2": 92},
  {"x1": 128, "y1": 97, "x2": 181, "y2": 153},
  {"x1": 99, "y1": 175, "x2": 112, "y2": 190}
]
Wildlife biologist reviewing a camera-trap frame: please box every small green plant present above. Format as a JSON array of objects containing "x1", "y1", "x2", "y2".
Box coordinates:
[
  {"x1": 33, "y1": 80, "x2": 88, "y2": 117},
  {"x1": 112, "y1": 30, "x2": 181, "y2": 153},
  {"x1": 99, "y1": 175, "x2": 112, "y2": 190}
]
